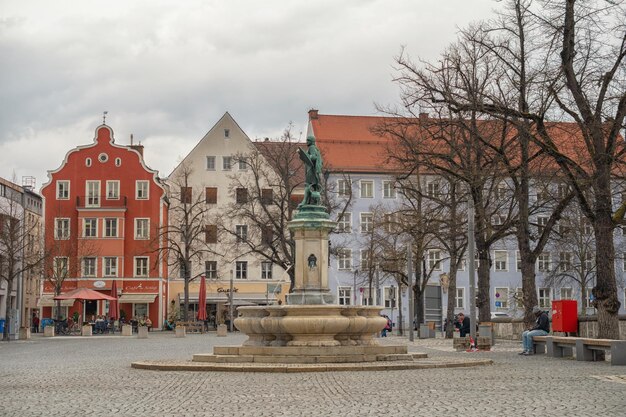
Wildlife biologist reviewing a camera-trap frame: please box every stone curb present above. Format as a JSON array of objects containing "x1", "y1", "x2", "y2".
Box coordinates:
[{"x1": 130, "y1": 358, "x2": 493, "y2": 373}]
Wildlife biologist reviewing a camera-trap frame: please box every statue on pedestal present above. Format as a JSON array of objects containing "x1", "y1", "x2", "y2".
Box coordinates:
[{"x1": 297, "y1": 135, "x2": 323, "y2": 207}]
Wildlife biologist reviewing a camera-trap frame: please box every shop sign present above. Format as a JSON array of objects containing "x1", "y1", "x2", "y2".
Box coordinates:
[
  {"x1": 123, "y1": 281, "x2": 159, "y2": 293},
  {"x1": 217, "y1": 287, "x2": 239, "y2": 293},
  {"x1": 93, "y1": 280, "x2": 106, "y2": 289}
]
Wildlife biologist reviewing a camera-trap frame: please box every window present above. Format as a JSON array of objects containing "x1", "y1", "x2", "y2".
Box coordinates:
[
  {"x1": 537, "y1": 186, "x2": 549, "y2": 203},
  {"x1": 496, "y1": 182, "x2": 508, "y2": 200},
  {"x1": 494, "y1": 287, "x2": 509, "y2": 309},
  {"x1": 238, "y1": 157, "x2": 247, "y2": 170},
  {"x1": 235, "y1": 261, "x2": 247, "y2": 279},
  {"x1": 54, "y1": 218, "x2": 70, "y2": 240},
  {"x1": 383, "y1": 181, "x2": 396, "y2": 198},
  {"x1": 104, "y1": 257, "x2": 118, "y2": 277},
  {"x1": 54, "y1": 257, "x2": 69, "y2": 277},
  {"x1": 428, "y1": 250, "x2": 442, "y2": 271},
  {"x1": 135, "y1": 218, "x2": 149, "y2": 239},
  {"x1": 582, "y1": 220, "x2": 592, "y2": 235},
  {"x1": 337, "y1": 213, "x2": 351, "y2": 233},
  {"x1": 133, "y1": 303, "x2": 148, "y2": 319},
  {"x1": 494, "y1": 250, "x2": 508, "y2": 271},
  {"x1": 338, "y1": 180, "x2": 351, "y2": 197},
  {"x1": 491, "y1": 214, "x2": 505, "y2": 226},
  {"x1": 384, "y1": 287, "x2": 396, "y2": 308},
  {"x1": 261, "y1": 261, "x2": 273, "y2": 279},
  {"x1": 106, "y1": 180, "x2": 119, "y2": 200},
  {"x1": 236, "y1": 188, "x2": 248, "y2": 204},
  {"x1": 261, "y1": 225, "x2": 273, "y2": 245},
  {"x1": 516, "y1": 251, "x2": 522, "y2": 271},
  {"x1": 205, "y1": 187, "x2": 217, "y2": 204},
  {"x1": 584, "y1": 252, "x2": 594, "y2": 271},
  {"x1": 82, "y1": 257, "x2": 96, "y2": 277},
  {"x1": 560, "y1": 287, "x2": 573, "y2": 300},
  {"x1": 360, "y1": 212, "x2": 373, "y2": 233},
  {"x1": 223, "y1": 156, "x2": 232, "y2": 171},
  {"x1": 235, "y1": 225, "x2": 248, "y2": 243},
  {"x1": 205, "y1": 261, "x2": 217, "y2": 279},
  {"x1": 360, "y1": 180, "x2": 374, "y2": 198},
  {"x1": 224, "y1": 129, "x2": 230, "y2": 138},
  {"x1": 181, "y1": 187, "x2": 192, "y2": 204},
  {"x1": 83, "y1": 218, "x2": 97, "y2": 238},
  {"x1": 427, "y1": 181, "x2": 440, "y2": 198},
  {"x1": 98, "y1": 153, "x2": 108, "y2": 163},
  {"x1": 537, "y1": 216, "x2": 548, "y2": 236},
  {"x1": 538, "y1": 288, "x2": 551, "y2": 308},
  {"x1": 261, "y1": 189, "x2": 273, "y2": 205},
  {"x1": 136, "y1": 181, "x2": 149, "y2": 200},
  {"x1": 360, "y1": 250, "x2": 372, "y2": 270},
  {"x1": 115, "y1": 157, "x2": 121, "y2": 167},
  {"x1": 513, "y1": 287, "x2": 524, "y2": 309},
  {"x1": 557, "y1": 220, "x2": 570, "y2": 236},
  {"x1": 338, "y1": 287, "x2": 352, "y2": 305},
  {"x1": 557, "y1": 183, "x2": 569, "y2": 199},
  {"x1": 205, "y1": 225, "x2": 217, "y2": 244},
  {"x1": 362, "y1": 288, "x2": 376, "y2": 305},
  {"x1": 337, "y1": 248, "x2": 352, "y2": 270},
  {"x1": 56, "y1": 181, "x2": 70, "y2": 200},
  {"x1": 86, "y1": 158, "x2": 92, "y2": 167},
  {"x1": 455, "y1": 287, "x2": 465, "y2": 309},
  {"x1": 537, "y1": 252, "x2": 550, "y2": 272},
  {"x1": 384, "y1": 213, "x2": 399, "y2": 233},
  {"x1": 559, "y1": 252, "x2": 572, "y2": 272},
  {"x1": 134, "y1": 257, "x2": 149, "y2": 277},
  {"x1": 105, "y1": 218, "x2": 118, "y2": 238},
  {"x1": 206, "y1": 156, "x2": 216, "y2": 170},
  {"x1": 86, "y1": 180, "x2": 100, "y2": 207},
  {"x1": 583, "y1": 287, "x2": 594, "y2": 308}
]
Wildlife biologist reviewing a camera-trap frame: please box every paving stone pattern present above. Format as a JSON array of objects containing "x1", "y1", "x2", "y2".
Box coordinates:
[{"x1": 1, "y1": 333, "x2": 625, "y2": 416}]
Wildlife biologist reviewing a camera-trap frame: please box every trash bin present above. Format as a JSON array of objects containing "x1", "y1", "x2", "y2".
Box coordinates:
[
  {"x1": 552, "y1": 300, "x2": 578, "y2": 333},
  {"x1": 0, "y1": 319, "x2": 5, "y2": 334}
]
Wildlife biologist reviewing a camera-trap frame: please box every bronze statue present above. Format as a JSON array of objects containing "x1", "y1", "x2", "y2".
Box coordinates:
[{"x1": 298, "y1": 135, "x2": 323, "y2": 206}]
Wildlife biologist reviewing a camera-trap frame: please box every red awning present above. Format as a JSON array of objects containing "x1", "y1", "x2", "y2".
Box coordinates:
[{"x1": 54, "y1": 288, "x2": 117, "y2": 301}]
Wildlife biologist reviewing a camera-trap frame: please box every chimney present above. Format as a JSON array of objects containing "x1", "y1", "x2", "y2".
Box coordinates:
[
  {"x1": 308, "y1": 109, "x2": 319, "y2": 120},
  {"x1": 419, "y1": 112, "x2": 429, "y2": 121},
  {"x1": 129, "y1": 135, "x2": 144, "y2": 156}
]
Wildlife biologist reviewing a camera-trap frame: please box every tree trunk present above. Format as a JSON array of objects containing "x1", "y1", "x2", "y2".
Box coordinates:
[
  {"x1": 593, "y1": 210, "x2": 620, "y2": 339},
  {"x1": 397, "y1": 286, "x2": 404, "y2": 336},
  {"x1": 476, "y1": 244, "x2": 491, "y2": 322},
  {"x1": 445, "y1": 268, "x2": 458, "y2": 338},
  {"x1": 2, "y1": 279, "x2": 13, "y2": 341},
  {"x1": 520, "y1": 255, "x2": 539, "y2": 327}
]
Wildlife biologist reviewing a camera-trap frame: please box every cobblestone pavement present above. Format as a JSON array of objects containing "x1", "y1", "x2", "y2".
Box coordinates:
[{"x1": 1, "y1": 332, "x2": 625, "y2": 416}]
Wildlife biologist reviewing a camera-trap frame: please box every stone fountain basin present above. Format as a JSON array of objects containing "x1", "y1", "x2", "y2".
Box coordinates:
[{"x1": 234, "y1": 305, "x2": 387, "y2": 347}]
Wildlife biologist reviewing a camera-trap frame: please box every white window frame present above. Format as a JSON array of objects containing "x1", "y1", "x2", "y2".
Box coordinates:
[
  {"x1": 494, "y1": 250, "x2": 508, "y2": 272},
  {"x1": 537, "y1": 253, "x2": 550, "y2": 272},
  {"x1": 559, "y1": 252, "x2": 572, "y2": 272},
  {"x1": 134, "y1": 257, "x2": 149, "y2": 277},
  {"x1": 337, "y1": 179, "x2": 351, "y2": 197},
  {"x1": 206, "y1": 156, "x2": 216, "y2": 170},
  {"x1": 560, "y1": 287, "x2": 573, "y2": 300},
  {"x1": 82, "y1": 257, "x2": 96, "y2": 277},
  {"x1": 383, "y1": 287, "x2": 396, "y2": 308},
  {"x1": 238, "y1": 157, "x2": 247, "y2": 171},
  {"x1": 235, "y1": 261, "x2": 247, "y2": 279},
  {"x1": 83, "y1": 218, "x2": 97, "y2": 238},
  {"x1": 426, "y1": 181, "x2": 440, "y2": 198},
  {"x1": 360, "y1": 212, "x2": 373, "y2": 233},
  {"x1": 222, "y1": 156, "x2": 232, "y2": 171},
  {"x1": 56, "y1": 181, "x2": 70, "y2": 200},
  {"x1": 516, "y1": 250, "x2": 522, "y2": 271},
  {"x1": 360, "y1": 249, "x2": 372, "y2": 270},
  {"x1": 337, "y1": 212, "x2": 351, "y2": 233},
  {"x1": 134, "y1": 218, "x2": 149, "y2": 240},
  {"x1": 494, "y1": 287, "x2": 509, "y2": 309},
  {"x1": 361, "y1": 287, "x2": 376, "y2": 306},
  {"x1": 104, "y1": 218, "x2": 118, "y2": 238},
  {"x1": 235, "y1": 224, "x2": 248, "y2": 243},
  {"x1": 428, "y1": 249, "x2": 442, "y2": 271},
  {"x1": 205, "y1": 261, "x2": 217, "y2": 279},
  {"x1": 54, "y1": 218, "x2": 70, "y2": 240},
  {"x1": 136, "y1": 180, "x2": 149, "y2": 200},
  {"x1": 537, "y1": 216, "x2": 548, "y2": 236},
  {"x1": 455, "y1": 287, "x2": 465, "y2": 309},
  {"x1": 86, "y1": 180, "x2": 100, "y2": 207},
  {"x1": 382, "y1": 180, "x2": 396, "y2": 199},
  {"x1": 538, "y1": 287, "x2": 551, "y2": 308},
  {"x1": 54, "y1": 257, "x2": 69, "y2": 277},
  {"x1": 103, "y1": 257, "x2": 118, "y2": 277},
  {"x1": 337, "y1": 248, "x2": 352, "y2": 270},
  {"x1": 106, "y1": 180, "x2": 120, "y2": 200},
  {"x1": 338, "y1": 287, "x2": 352, "y2": 306},
  {"x1": 360, "y1": 180, "x2": 374, "y2": 198},
  {"x1": 583, "y1": 287, "x2": 594, "y2": 308},
  {"x1": 261, "y1": 261, "x2": 273, "y2": 279}
]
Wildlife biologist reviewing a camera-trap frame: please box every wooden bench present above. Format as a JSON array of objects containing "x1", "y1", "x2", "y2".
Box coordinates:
[
  {"x1": 532, "y1": 335, "x2": 626, "y2": 365},
  {"x1": 175, "y1": 321, "x2": 205, "y2": 334}
]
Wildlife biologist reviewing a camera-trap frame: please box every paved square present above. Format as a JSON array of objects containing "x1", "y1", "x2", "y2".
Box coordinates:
[{"x1": 1, "y1": 333, "x2": 624, "y2": 416}]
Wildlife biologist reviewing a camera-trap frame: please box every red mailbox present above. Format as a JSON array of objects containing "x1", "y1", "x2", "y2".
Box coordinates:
[{"x1": 551, "y1": 300, "x2": 578, "y2": 333}]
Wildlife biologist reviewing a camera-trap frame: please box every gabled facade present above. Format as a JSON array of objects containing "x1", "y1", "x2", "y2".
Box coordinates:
[
  {"x1": 40, "y1": 125, "x2": 169, "y2": 327},
  {"x1": 309, "y1": 110, "x2": 626, "y2": 330},
  {"x1": 167, "y1": 113, "x2": 290, "y2": 324}
]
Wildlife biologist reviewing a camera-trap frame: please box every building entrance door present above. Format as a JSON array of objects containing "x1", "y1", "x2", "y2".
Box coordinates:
[
  {"x1": 424, "y1": 285, "x2": 442, "y2": 330},
  {"x1": 84, "y1": 300, "x2": 97, "y2": 320}
]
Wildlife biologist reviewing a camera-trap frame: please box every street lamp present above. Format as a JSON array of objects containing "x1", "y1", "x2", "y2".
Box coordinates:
[{"x1": 229, "y1": 269, "x2": 234, "y2": 332}]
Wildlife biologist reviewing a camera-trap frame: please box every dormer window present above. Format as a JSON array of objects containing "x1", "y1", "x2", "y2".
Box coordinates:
[{"x1": 224, "y1": 129, "x2": 230, "y2": 138}]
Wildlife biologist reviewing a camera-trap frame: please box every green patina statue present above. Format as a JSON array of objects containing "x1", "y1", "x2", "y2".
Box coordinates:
[{"x1": 298, "y1": 135, "x2": 323, "y2": 207}]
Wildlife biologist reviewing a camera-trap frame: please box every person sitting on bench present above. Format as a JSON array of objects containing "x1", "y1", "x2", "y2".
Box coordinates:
[
  {"x1": 520, "y1": 306, "x2": 550, "y2": 356},
  {"x1": 457, "y1": 313, "x2": 471, "y2": 337}
]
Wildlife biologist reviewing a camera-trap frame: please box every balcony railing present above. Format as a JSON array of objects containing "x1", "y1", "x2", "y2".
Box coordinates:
[{"x1": 76, "y1": 195, "x2": 127, "y2": 209}]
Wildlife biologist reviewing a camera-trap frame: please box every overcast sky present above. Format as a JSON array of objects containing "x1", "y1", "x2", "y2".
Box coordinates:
[{"x1": 0, "y1": 0, "x2": 497, "y2": 189}]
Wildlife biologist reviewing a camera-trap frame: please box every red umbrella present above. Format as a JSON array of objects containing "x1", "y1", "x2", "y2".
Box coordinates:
[
  {"x1": 197, "y1": 276, "x2": 207, "y2": 321},
  {"x1": 54, "y1": 287, "x2": 117, "y2": 301},
  {"x1": 109, "y1": 280, "x2": 120, "y2": 320}
]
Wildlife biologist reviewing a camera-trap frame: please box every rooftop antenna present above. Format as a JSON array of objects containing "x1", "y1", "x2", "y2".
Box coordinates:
[{"x1": 103, "y1": 111, "x2": 108, "y2": 125}]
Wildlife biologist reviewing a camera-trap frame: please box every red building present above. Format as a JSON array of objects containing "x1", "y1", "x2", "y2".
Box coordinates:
[{"x1": 40, "y1": 124, "x2": 169, "y2": 328}]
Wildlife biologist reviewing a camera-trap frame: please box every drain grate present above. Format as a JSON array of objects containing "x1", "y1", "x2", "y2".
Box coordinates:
[{"x1": 591, "y1": 375, "x2": 626, "y2": 385}]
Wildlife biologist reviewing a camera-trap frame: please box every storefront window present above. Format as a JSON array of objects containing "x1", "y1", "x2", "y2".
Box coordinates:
[{"x1": 133, "y1": 303, "x2": 148, "y2": 318}]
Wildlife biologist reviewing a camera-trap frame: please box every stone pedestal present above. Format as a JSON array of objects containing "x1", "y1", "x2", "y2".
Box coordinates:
[
  {"x1": 82, "y1": 325, "x2": 92, "y2": 336},
  {"x1": 43, "y1": 326, "x2": 55, "y2": 337},
  {"x1": 176, "y1": 326, "x2": 186, "y2": 338},
  {"x1": 122, "y1": 324, "x2": 133, "y2": 336},
  {"x1": 217, "y1": 324, "x2": 227, "y2": 337},
  {"x1": 138, "y1": 326, "x2": 149, "y2": 339},
  {"x1": 286, "y1": 206, "x2": 336, "y2": 305},
  {"x1": 19, "y1": 327, "x2": 31, "y2": 340}
]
